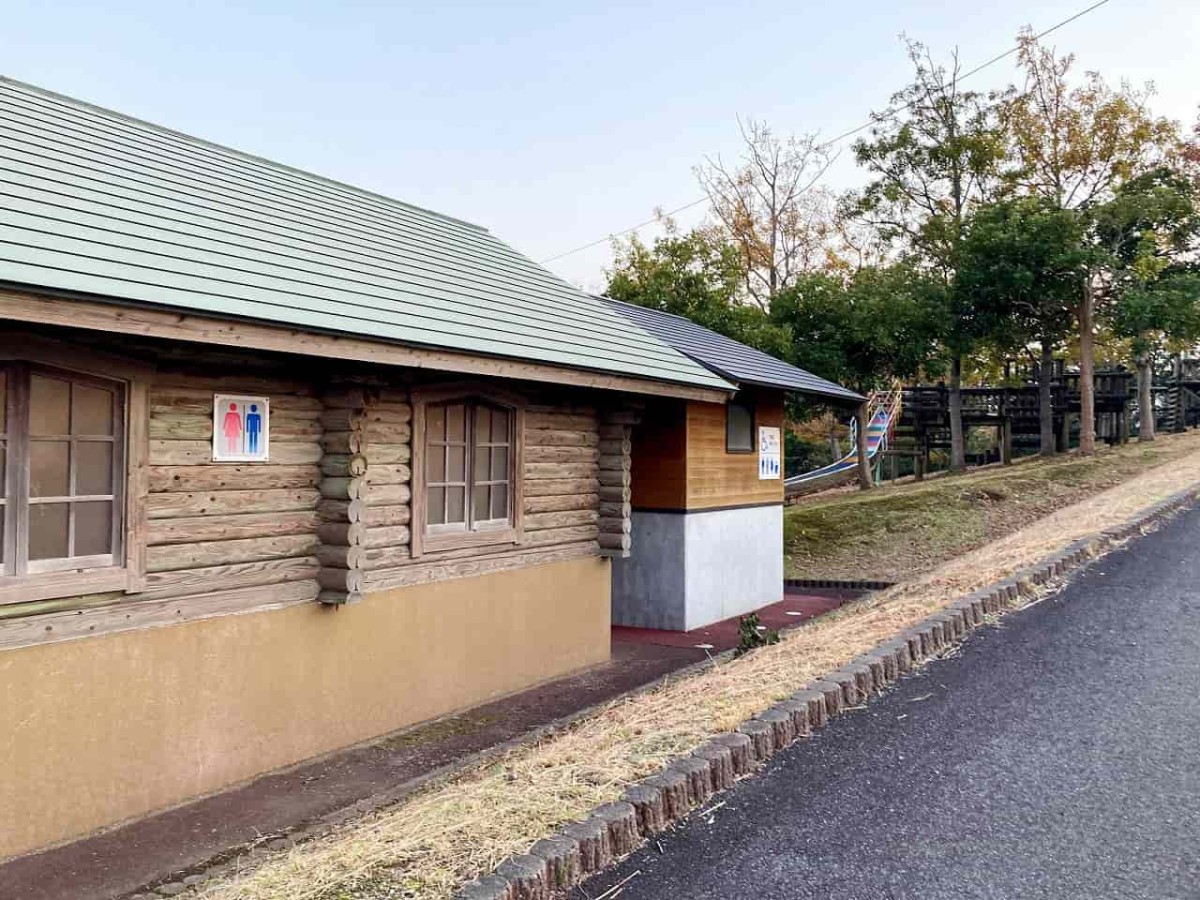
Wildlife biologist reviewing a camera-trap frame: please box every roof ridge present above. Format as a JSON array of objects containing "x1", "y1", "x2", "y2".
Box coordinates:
[
  {"x1": 597, "y1": 294, "x2": 703, "y2": 325},
  {"x1": 0, "y1": 75, "x2": 488, "y2": 234}
]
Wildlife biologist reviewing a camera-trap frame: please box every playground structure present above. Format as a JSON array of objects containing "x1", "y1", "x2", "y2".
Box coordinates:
[
  {"x1": 787, "y1": 367, "x2": 1140, "y2": 495},
  {"x1": 785, "y1": 387, "x2": 902, "y2": 496},
  {"x1": 890, "y1": 367, "x2": 1135, "y2": 477},
  {"x1": 1161, "y1": 354, "x2": 1200, "y2": 433}
]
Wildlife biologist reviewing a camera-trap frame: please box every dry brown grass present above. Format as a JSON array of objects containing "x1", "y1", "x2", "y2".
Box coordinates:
[{"x1": 196, "y1": 434, "x2": 1200, "y2": 900}]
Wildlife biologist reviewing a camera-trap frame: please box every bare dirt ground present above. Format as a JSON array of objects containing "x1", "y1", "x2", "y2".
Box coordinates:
[{"x1": 194, "y1": 432, "x2": 1200, "y2": 900}]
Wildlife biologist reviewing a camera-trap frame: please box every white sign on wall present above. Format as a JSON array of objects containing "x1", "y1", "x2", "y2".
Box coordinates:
[
  {"x1": 758, "y1": 426, "x2": 781, "y2": 480},
  {"x1": 213, "y1": 395, "x2": 270, "y2": 462}
]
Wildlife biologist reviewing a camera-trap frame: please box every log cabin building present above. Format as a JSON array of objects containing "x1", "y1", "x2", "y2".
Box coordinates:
[{"x1": 0, "y1": 78, "x2": 857, "y2": 860}]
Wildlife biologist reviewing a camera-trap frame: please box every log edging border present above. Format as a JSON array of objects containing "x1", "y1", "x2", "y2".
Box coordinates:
[{"x1": 454, "y1": 484, "x2": 1200, "y2": 900}]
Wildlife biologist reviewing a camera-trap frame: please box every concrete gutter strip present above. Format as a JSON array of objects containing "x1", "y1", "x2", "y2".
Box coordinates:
[{"x1": 454, "y1": 484, "x2": 1200, "y2": 900}]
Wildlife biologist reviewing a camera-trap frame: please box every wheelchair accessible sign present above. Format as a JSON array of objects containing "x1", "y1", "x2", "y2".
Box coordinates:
[
  {"x1": 758, "y1": 426, "x2": 781, "y2": 480},
  {"x1": 213, "y1": 394, "x2": 270, "y2": 462}
]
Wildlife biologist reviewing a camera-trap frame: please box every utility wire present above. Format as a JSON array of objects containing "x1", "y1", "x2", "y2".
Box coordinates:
[{"x1": 539, "y1": 0, "x2": 1113, "y2": 265}]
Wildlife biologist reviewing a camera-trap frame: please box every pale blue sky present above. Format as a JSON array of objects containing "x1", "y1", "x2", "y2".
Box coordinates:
[{"x1": 3, "y1": 1, "x2": 1196, "y2": 290}]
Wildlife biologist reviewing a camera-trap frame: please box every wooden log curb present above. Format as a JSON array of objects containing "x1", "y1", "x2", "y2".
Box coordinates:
[{"x1": 450, "y1": 484, "x2": 1200, "y2": 900}]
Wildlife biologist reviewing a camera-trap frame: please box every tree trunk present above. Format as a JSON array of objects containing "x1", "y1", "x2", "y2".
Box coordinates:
[
  {"x1": 855, "y1": 401, "x2": 873, "y2": 490},
  {"x1": 1137, "y1": 351, "x2": 1155, "y2": 442},
  {"x1": 1078, "y1": 278, "x2": 1096, "y2": 456},
  {"x1": 1039, "y1": 340, "x2": 1056, "y2": 457},
  {"x1": 948, "y1": 354, "x2": 966, "y2": 472}
]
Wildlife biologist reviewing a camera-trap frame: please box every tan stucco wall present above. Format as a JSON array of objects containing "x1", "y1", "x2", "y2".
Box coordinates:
[{"x1": 0, "y1": 556, "x2": 610, "y2": 861}]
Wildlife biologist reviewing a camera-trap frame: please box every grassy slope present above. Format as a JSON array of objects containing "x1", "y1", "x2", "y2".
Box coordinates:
[{"x1": 785, "y1": 432, "x2": 1200, "y2": 582}]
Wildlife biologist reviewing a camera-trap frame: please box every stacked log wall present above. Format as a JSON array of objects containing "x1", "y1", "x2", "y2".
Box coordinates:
[
  {"x1": 83, "y1": 369, "x2": 607, "y2": 611},
  {"x1": 138, "y1": 373, "x2": 322, "y2": 606},
  {"x1": 362, "y1": 398, "x2": 601, "y2": 593},
  {"x1": 597, "y1": 407, "x2": 635, "y2": 557}
]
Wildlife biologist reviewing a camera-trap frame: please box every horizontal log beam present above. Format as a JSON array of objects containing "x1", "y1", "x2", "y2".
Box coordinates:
[
  {"x1": 149, "y1": 465, "x2": 319, "y2": 492},
  {"x1": 146, "y1": 534, "x2": 318, "y2": 573},
  {"x1": 524, "y1": 493, "x2": 598, "y2": 514},
  {"x1": 525, "y1": 510, "x2": 599, "y2": 530},
  {"x1": 136, "y1": 555, "x2": 320, "y2": 602},
  {"x1": 147, "y1": 487, "x2": 319, "y2": 519},
  {"x1": 524, "y1": 429, "x2": 599, "y2": 448},
  {"x1": 150, "y1": 440, "x2": 322, "y2": 466},
  {"x1": 525, "y1": 446, "x2": 600, "y2": 464},
  {"x1": 147, "y1": 510, "x2": 318, "y2": 545},
  {"x1": 523, "y1": 477, "x2": 599, "y2": 497}
]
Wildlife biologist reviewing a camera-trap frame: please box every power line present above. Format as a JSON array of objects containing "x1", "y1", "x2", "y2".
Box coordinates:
[{"x1": 539, "y1": 0, "x2": 1113, "y2": 266}]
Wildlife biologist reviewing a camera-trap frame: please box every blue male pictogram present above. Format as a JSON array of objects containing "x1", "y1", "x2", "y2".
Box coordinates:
[{"x1": 246, "y1": 403, "x2": 263, "y2": 455}]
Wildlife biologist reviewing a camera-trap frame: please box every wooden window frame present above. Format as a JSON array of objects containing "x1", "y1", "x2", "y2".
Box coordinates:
[
  {"x1": 411, "y1": 383, "x2": 525, "y2": 557},
  {"x1": 725, "y1": 393, "x2": 756, "y2": 454},
  {"x1": 0, "y1": 333, "x2": 151, "y2": 606}
]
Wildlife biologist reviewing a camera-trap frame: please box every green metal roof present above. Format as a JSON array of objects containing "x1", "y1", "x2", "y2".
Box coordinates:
[{"x1": 0, "y1": 78, "x2": 733, "y2": 393}]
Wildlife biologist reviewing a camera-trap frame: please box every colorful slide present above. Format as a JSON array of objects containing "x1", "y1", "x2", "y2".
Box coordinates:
[{"x1": 784, "y1": 389, "x2": 902, "y2": 496}]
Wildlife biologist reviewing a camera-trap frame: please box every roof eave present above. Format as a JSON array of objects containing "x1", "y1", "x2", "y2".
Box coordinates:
[{"x1": 0, "y1": 283, "x2": 738, "y2": 403}]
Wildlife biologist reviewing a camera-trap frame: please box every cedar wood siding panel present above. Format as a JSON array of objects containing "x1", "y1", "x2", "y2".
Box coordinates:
[
  {"x1": 685, "y1": 390, "x2": 784, "y2": 510},
  {"x1": 629, "y1": 399, "x2": 688, "y2": 511}
]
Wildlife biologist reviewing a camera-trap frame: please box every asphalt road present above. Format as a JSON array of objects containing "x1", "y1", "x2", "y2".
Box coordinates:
[{"x1": 578, "y1": 506, "x2": 1200, "y2": 900}]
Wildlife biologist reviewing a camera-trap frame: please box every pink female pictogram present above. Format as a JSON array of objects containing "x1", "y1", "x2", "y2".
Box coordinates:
[{"x1": 223, "y1": 401, "x2": 244, "y2": 454}]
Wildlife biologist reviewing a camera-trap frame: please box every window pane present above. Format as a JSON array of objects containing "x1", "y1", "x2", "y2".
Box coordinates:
[
  {"x1": 446, "y1": 486, "x2": 465, "y2": 524},
  {"x1": 29, "y1": 375, "x2": 70, "y2": 435},
  {"x1": 426, "y1": 405, "x2": 445, "y2": 442},
  {"x1": 473, "y1": 443, "x2": 489, "y2": 481},
  {"x1": 447, "y1": 445, "x2": 466, "y2": 482},
  {"x1": 490, "y1": 447, "x2": 508, "y2": 481},
  {"x1": 475, "y1": 406, "x2": 491, "y2": 444},
  {"x1": 446, "y1": 404, "x2": 466, "y2": 442},
  {"x1": 491, "y1": 484, "x2": 509, "y2": 521},
  {"x1": 427, "y1": 486, "x2": 445, "y2": 525},
  {"x1": 473, "y1": 484, "x2": 489, "y2": 522},
  {"x1": 426, "y1": 444, "x2": 446, "y2": 483},
  {"x1": 0, "y1": 507, "x2": 4, "y2": 564},
  {"x1": 30, "y1": 440, "x2": 70, "y2": 497},
  {"x1": 72, "y1": 384, "x2": 115, "y2": 435},
  {"x1": 76, "y1": 441, "x2": 114, "y2": 495},
  {"x1": 29, "y1": 503, "x2": 69, "y2": 560},
  {"x1": 75, "y1": 501, "x2": 113, "y2": 556},
  {"x1": 491, "y1": 409, "x2": 509, "y2": 443},
  {"x1": 727, "y1": 399, "x2": 754, "y2": 452},
  {"x1": 0, "y1": 369, "x2": 7, "y2": 432}
]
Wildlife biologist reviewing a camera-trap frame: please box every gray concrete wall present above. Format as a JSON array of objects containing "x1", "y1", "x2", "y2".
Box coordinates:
[
  {"x1": 611, "y1": 511, "x2": 687, "y2": 630},
  {"x1": 682, "y1": 504, "x2": 783, "y2": 630},
  {"x1": 611, "y1": 505, "x2": 783, "y2": 632}
]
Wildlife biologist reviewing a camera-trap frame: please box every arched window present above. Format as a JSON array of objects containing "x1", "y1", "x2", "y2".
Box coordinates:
[
  {"x1": 1, "y1": 363, "x2": 125, "y2": 577},
  {"x1": 412, "y1": 388, "x2": 524, "y2": 555}
]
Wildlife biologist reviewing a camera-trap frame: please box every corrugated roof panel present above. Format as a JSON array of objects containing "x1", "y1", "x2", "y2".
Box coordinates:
[
  {"x1": 0, "y1": 78, "x2": 733, "y2": 392},
  {"x1": 603, "y1": 298, "x2": 864, "y2": 404}
]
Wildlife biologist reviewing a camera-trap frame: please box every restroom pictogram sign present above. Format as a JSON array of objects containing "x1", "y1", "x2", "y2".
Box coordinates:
[{"x1": 212, "y1": 395, "x2": 270, "y2": 461}]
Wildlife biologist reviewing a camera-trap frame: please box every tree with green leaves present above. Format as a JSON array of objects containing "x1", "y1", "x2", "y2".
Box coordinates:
[
  {"x1": 1098, "y1": 168, "x2": 1200, "y2": 439},
  {"x1": 851, "y1": 38, "x2": 1007, "y2": 472},
  {"x1": 772, "y1": 264, "x2": 944, "y2": 487},
  {"x1": 957, "y1": 198, "x2": 1090, "y2": 455},
  {"x1": 605, "y1": 224, "x2": 790, "y2": 358},
  {"x1": 1004, "y1": 30, "x2": 1180, "y2": 455}
]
